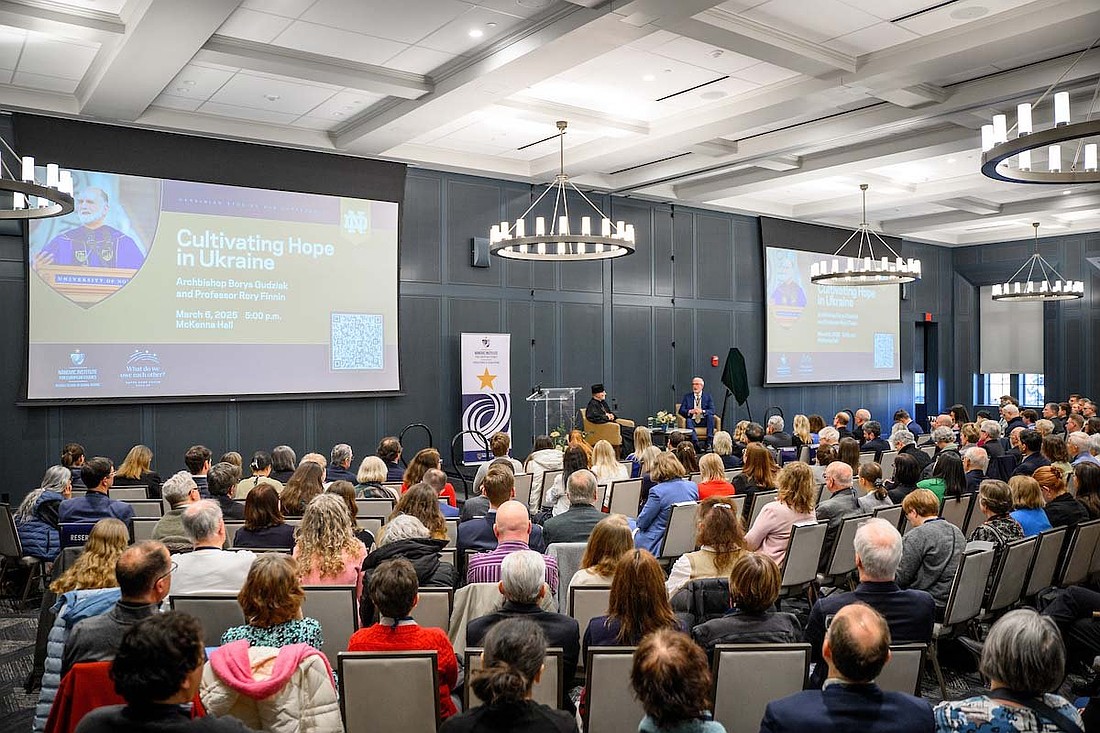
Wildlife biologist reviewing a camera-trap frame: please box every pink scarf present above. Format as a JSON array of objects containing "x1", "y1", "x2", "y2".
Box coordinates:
[{"x1": 209, "y1": 640, "x2": 335, "y2": 699}]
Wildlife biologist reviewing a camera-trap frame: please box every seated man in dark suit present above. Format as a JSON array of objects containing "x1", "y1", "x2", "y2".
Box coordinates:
[
  {"x1": 678, "y1": 376, "x2": 716, "y2": 446},
  {"x1": 978, "y1": 420, "x2": 1006, "y2": 459},
  {"x1": 542, "y1": 469, "x2": 603, "y2": 546},
  {"x1": 962, "y1": 447, "x2": 987, "y2": 494},
  {"x1": 325, "y1": 443, "x2": 357, "y2": 483},
  {"x1": 763, "y1": 415, "x2": 793, "y2": 449},
  {"x1": 457, "y1": 470, "x2": 545, "y2": 554},
  {"x1": 585, "y1": 383, "x2": 635, "y2": 454},
  {"x1": 891, "y1": 430, "x2": 932, "y2": 473},
  {"x1": 377, "y1": 436, "x2": 405, "y2": 483},
  {"x1": 58, "y1": 456, "x2": 134, "y2": 528},
  {"x1": 1013, "y1": 429, "x2": 1051, "y2": 477},
  {"x1": 861, "y1": 421, "x2": 892, "y2": 458},
  {"x1": 184, "y1": 444, "x2": 212, "y2": 498},
  {"x1": 805, "y1": 518, "x2": 935, "y2": 688},
  {"x1": 760, "y1": 603, "x2": 934, "y2": 733},
  {"x1": 466, "y1": 550, "x2": 579, "y2": 711},
  {"x1": 206, "y1": 461, "x2": 243, "y2": 521},
  {"x1": 834, "y1": 411, "x2": 853, "y2": 441}
]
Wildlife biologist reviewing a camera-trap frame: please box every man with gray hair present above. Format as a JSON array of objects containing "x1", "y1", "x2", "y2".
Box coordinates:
[
  {"x1": 207, "y1": 461, "x2": 243, "y2": 520},
  {"x1": 892, "y1": 429, "x2": 932, "y2": 472},
  {"x1": 764, "y1": 415, "x2": 793, "y2": 449},
  {"x1": 170, "y1": 500, "x2": 254, "y2": 594},
  {"x1": 1002, "y1": 402, "x2": 1025, "y2": 434},
  {"x1": 979, "y1": 420, "x2": 1006, "y2": 458},
  {"x1": 1069, "y1": 431, "x2": 1100, "y2": 467},
  {"x1": 152, "y1": 471, "x2": 200, "y2": 553},
  {"x1": 816, "y1": 462, "x2": 860, "y2": 571},
  {"x1": 962, "y1": 447, "x2": 988, "y2": 493},
  {"x1": 805, "y1": 518, "x2": 935, "y2": 688},
  {"x1": 466, "y1": 550, "x2": 580, "y2": 711},
  {"x1": 326, "y1": 443, "x2": 356, "y2": 484},
  {"x1": 818, "y1": 426, "x2": 840, "y2": 448},
  {"x1": 542, "y1": 468, "x2": 603, "y2": 545},
  {"x1": 921, "y1": 426, "x2": 961, "y2": 480},
  {"x1": 853, "y1": 409, "x2": 871, "y2": 446}
]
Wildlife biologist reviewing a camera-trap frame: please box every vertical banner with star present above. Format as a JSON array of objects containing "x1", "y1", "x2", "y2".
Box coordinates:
[{"x1": 460, "y1": 333, "x2": 511, "y2": 464}]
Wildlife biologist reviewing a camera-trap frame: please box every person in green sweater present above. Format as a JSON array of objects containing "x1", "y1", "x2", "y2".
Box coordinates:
[{"x1": 916, "y1": 453, "x2": 967, "y2": 503}]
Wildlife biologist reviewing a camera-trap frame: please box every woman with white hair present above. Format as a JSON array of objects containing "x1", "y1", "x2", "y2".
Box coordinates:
[
  {"x1": 934, "y1": 608, "x2": 1081, "y2": 732},
  {"x1": 15, "y1": 466, "x2": 72, "y2": 562},
  {"x1": 357, "y1": 514, "x2": 455, "y2": 625}
]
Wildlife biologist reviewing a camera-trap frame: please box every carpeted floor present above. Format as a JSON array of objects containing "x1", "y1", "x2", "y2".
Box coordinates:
[{"x1": 0, "y1": 596, "x2": 42, "y2": 733}]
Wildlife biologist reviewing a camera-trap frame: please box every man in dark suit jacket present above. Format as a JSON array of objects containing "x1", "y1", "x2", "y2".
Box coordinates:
[
  {"x1": 761, "y1": 604, "x2": 934, "y2": 733},
  {"x1": 805, "y1": 518, "x2": 935, "y2": 688},
  {"x1": 1013, "y1": 429, "x2": 1051, "y2": 477},
  {"x1": 891, "y1": 432, "x2": 933, "y2": 473},
  {"x1": 834, "y1": 411, "x2": 854, "y2": 441},
  {"x1": 377, "y1": 436, "x2": 405, "y2": 482},
  {"x1": 542, "y1": 469, "x2": 603, "y2": 546},
  {"x1": 457, "y1": 470, "x2": 545, "y2": 554},
  {"x1": 763, "y1": 415, "x2": 794, "y2": 449},
  {"x1": 678, "y1": 376, "x2": 716, "y2": 444},
  {"x1": 58, "y1": 457, "x2": 134, "y2": 529},
  {"x1": 816, "y1": 462, "x2": 861, "y2": 572},
  {"x1": 466, "y1": 550, "x2": 579, "y2": 711},
  {"x1": 962, "y1": 447, "x2": 987, "y2": 493},
  {"x1": 585, "y1": 383, "x2": 634, "y2": 453},
  {"x1": 861, "y1": 421, "x2": 891, "y2": 458}
]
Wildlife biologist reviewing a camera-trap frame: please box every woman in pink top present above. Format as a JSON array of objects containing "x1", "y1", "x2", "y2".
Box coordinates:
[
  {"x1": 293, "y1": 493, "x2": 369, "y2": 598},
  {"x1": 745, "y1": 461, "x2": 816, "y2": 565},
  {"x1": 696, "y1": 453, "x2": 735, "y2": 501}
]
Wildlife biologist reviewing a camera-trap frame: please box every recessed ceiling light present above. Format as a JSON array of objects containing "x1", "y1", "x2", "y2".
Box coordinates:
[
  {"x1": 950, "y1": 5, "x2": 988, "y2": 19},
  {"x1": 1063, "y1": 189, "x2": 1072, "y2": 195},
  {"x1": 175, "y1": 87, "x2": 188, "y2": 93},
  {"x1": 468, "y1": 28, "x2": 484, "y2": 38},
  {"x1": 487, "y1": 22, "x2": 497, "y2": 28},
  {"x1": 182, "y1": 80, "x2": 196, "y2": 86},
  {"x1": 642, "y1": 74, "x2": 656, "y2": 82},
  {"x1": 709, "y1": 49, "x2": 723, "y2": 58},
  {"x1": 264, "y1": 94, "x2": 280, "y2": 102},
  {"x1": 947, "y1": 157, "x2": 957, "y2": 163}
]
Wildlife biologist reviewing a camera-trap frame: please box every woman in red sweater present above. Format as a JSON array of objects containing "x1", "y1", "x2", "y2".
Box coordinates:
[
  {"x1": 401, "y1": 448, "x2": 458, "y2": 507},
  {"x1": 347, "y1": 557, "x2": 459, "y2": 720}
]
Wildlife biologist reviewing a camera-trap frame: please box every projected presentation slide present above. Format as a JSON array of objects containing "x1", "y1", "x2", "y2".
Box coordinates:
[
  {"x1": 764, "y1": 246, "x2": 900, "y2": 384},
  {"x1": 27, "y1": 170, "x2": 400, "y2": 400}
]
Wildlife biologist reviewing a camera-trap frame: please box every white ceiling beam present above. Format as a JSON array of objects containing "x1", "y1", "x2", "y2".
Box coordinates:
[
  {"x1": 686, "y1": 138, "x2": 739, "y2": 158},
  {"x1": 492, "y1": 97, "x2": 648, "y2": 136},
  {"x1": 752, "y1": 155, "x2": 801, "y2": 171},
  {"x1": 880, "y1": 191, "x2": 1100, "y2": 234},
  {"x1": 0, "y1": 0, "x2": 124, "y2": 42},
  {"x1": 332, "y1": 0, "x2": 731, "y2": 155},
  {"x1": 936, "y1": 197, "x2": 1002, "y2": 215},
  {"x1": 792, "y1": 175, "x2": 973, "y2": 218},
  {"x1": 135, "y1": 105, "x2": 337, "y2": 150},
  {"x1": 665, "y1": 13, "x2": 857, "y2": 76},
  {"x1": 872, "y1": 83, "x2": 949, "y2": 109},
  {"x1": 78, "y1": 0, "x2": 242, "y2": 120},
  {"x1": 196, "y1": 36, "x2": 432, "y2": 100}
]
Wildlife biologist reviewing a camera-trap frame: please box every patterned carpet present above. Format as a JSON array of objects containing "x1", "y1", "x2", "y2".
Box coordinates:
[{"x1": 0, "y1": 596, "x2": 42, "y2": 733}]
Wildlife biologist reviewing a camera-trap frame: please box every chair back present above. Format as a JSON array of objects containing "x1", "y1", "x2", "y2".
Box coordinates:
[
  {"x1": 985, "y1": 536, "x2": 1038, "y2": 613},
  {"x1": 941, "y1": 547, "x2": 996, "y2": 628},
  {"x1": 132, "y1": 517, "x2": 159, "y2": 542},
  {"x1": 877, "y1": 644, "x2": 927, "y2": 695},
  {"x1": 798, "y1": 446, "x2": 811, "y2": 464},
  {"x1": 858, "y1": 452, "x2": 876, "y2": 466},
  {"x1": 823, "y1": 514, "x2": 868, "y2": 577},
  {"x1": 546, "y1": 542, "x2": 588, "y2": 609},
  {"x1": 939, "y1": 494, "x2": 975, "y2": 534},
  {"x1": 465, "y1": 647, "x2": 564, "y2": 709},
  {"x1": 711, "y1": 644, "x2": 811, "y2": 733},
  {"x1": 568, "y1": 585, "x2": 612, "y2": 645},
  {"x1": 921, "y1": 445, "x2": 936, "y2": 457},
  {"x1": 873, "y1": 504, "x2": 903, "y2": 531},
  {"x1": 1058, "y1": 518, "x2": 1100, "y2": 587},
  {"x1": 725, "y1": 469, "x2": 742, "y2": 482},
  {"x1": 584, "y1": 646, "x2": 643, "y2": 733},
  {"x1": 1024, "y1": 527, "x2": 1068, "y2": 598},
  {"x1": 221, "y1": 521, "x2": 244, "y2": 547},
  {"x1": 0, "y1": 504, "x2": 22, "y2": 558},
  {"x1": 540, "y1": 469, "x2": 563, "y2": 506},
  {"x1": 748, "y1": 490, "x2": 778, "y2": 527},
  {"x1": 879, "y1": 451, "x2": 898, "y2": 478},
  {"x1": 169, "y1": 593, "x2": 245, "y2": 644},
  {"x1": 780, "y1": 521, "x2": 828, "y2": 591},
  {"x1": 513, "y1": 473, "x2": 534, "y2": 508},
  {"x1": 607, "y1": 479, "x2": 643, "y2": 519},
  {"x1": 445, "y1": 518, "x2": 458, "y2": 549},
  {"x1": 660, "y1": 501, "x2": 699, "y2": 560},
  {"x1": 124, "y1": 499, "x2": 163, "y2": 518},
  {"x1": 355, "y1": 498, "x2": 394, "y2": 519},
  {"x1": 339, "y1": 651, "x2": 439, "y2": 733},
  {"x1": 411, "y1": 587, "x2": 453, "y2": 631},
  {"x1": 302, "y1": 585, "x2": 358, "y2": 668},
  {"x1": 59, "y1": 523, "x2": 98, "y2": 549},
  {"x1": 689, "y1": 472, "x2": 702, "y2": 483},
  {"x1": 439, "y1": 547, "x2": 456, "y2": 568},
  {"x1": 109, "y1": 486, "x2": 148, "y2": 501},
  {"x1": 356, "y1": 517, "x2": 383, "y2": 539}
]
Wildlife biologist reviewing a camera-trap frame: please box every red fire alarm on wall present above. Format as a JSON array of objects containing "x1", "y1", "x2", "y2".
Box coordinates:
[
  {"x1": 711, "y1": 355, "x2": 719, "y2": 367},
  {"x1": 924, "y1": 312, "x2": 933, "y2": 322}
]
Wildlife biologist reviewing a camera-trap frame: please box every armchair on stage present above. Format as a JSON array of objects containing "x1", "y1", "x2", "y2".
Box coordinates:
[
  {"x1": 675, "y1": 410, "x2": 721, "y2": 443},
  {"x1": 579, "y1": 411, "x2": 635, "y2": 454}
]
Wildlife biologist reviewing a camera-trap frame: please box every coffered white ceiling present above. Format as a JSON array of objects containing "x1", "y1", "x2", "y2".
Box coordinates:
[{"x1": 0, "y1": 0, "x2": 1098, "y2": 245}]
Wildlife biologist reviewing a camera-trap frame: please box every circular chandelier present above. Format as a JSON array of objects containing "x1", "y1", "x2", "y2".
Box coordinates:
[
  {"x1": 489, "y1": 121, "x2": 635, "y2": 261},
  {"x1": 1, "y1": 138, "x2": 75, "y2": 220},
  {"x1": 809, "y1": 184, "x2": 922, "y2": 286},
  {"x1": 991, "y1": 222, "x2": 1084, "y2": 302},
  {"x1": 980, "y1": 36, "x2": 1100, "y2": 185}
]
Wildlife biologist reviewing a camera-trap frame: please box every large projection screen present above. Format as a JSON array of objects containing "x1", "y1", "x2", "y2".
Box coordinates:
[
  {"x1": 764, "y1": 245, "x2": 901, "y2": 384},
  {"x1": 26, "y1": 169, "x2": 400, "y2": 400}
]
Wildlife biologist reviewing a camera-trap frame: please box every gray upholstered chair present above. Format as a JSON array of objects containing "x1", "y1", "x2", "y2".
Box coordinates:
[{"x1": 339, "y1": 651, "x2": 439, "y2": 733}]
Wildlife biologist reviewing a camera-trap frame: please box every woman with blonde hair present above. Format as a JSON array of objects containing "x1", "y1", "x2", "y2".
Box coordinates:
[
  {"x1": 733, "y1": 443, "x2": 777, "y2": 520},
  {"x1": 591, "y1": 439, "x2": 628, "y2": 486},
  {"x1": 666, "y1": 497, "x2": 747, "y2": 596},
  {"x1": 354, "y1": 455, "x2": 393, "y2": 499},
  {"x1": 1008, "y1": 475, "x2": 1052, "y2": 536},
  {"x1": 711, "y1": 431, "x2": 740, "y2": 470},
  {"x1": 571, "y1": 515, "x2": 633, "y2": 587},
  {"x1": 638, "y1": 445, "x2": 664, "y2": 506},
  {"x1": 280, "y1": 461, "x2": 325, "y2": 516},
  {"x1": 387, "y1": 482, "x2": 448, "y2": 541},
  {"x1": 792, "y1": 414, "x2": 812, "y2": 448},
  {"x1": 732, "y1": 421, "x2": 750, "y2": 450},
  {"x1": 697, "y1": 453, "x2": 735, "y2": 500},
  {"x1": 402, "y1": 447, "x2": 458, "y2": 507},
  {"x1": 221, "y1": 553, "x2": 323, "y2": 648},
  {"x1": 35, "y1": 518, "x2": 130, "y2": 732},
  {"x1": 293, "y1": 493, "x2": 368, "y2": 597},
  {"x1": 113, "y1": 444, "x2": 163, "y2": 499},
  {"x1": 627, "y1": 427, "x2": 652, "y2": 478},
  {"x1": 634, "y1": 453, "x2": 698, "y2": 555},
  {"x1": 745, "y1": 462, "x2": 816, "y2": 565}
]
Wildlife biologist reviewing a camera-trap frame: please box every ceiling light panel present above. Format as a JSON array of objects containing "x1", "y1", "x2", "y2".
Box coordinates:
[
  {"x1": 300, "y1": 0, "x2": 470, "y2": 45},
  {"x1": 207, "y1": 71, "x2": 340, "y2": 115},
  {"x1": 271, "y1": 21, "x2": 410, "y2": 65},
  {"x1": 215, "y1": 8, "x2": 294, "y2": 44},
  {"x1": 740, "y1": 0, "x2": 880, "y2": 45}
]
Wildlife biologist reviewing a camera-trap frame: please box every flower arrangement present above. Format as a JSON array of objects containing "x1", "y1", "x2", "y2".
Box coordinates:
[
  {"x1": 549, "y1": 426, "x2": 568, "y2": 451},
  {"x1": 649, "y1": 410, "x2": 676, "y2": 428}
]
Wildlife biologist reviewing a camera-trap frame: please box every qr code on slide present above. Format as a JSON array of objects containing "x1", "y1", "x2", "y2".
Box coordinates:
[
  {"x1": 873, "y1": 332, "x2": 895, "y2": 369},
  {"x1": 331, "y1": 313, "x2": 384, "y2": 370}
]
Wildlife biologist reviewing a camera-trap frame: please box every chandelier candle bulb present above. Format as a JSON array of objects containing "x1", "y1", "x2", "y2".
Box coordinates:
[
  {"x1": 558, "y1": 216, "x2": 569, "y2": 235},
  {"x1": 46, "y1": 164, "x2": 58, "y2": 189},
  {"x1": 515, "y1": 219, "x2": 525, "y2": 237},
  {"x1": 616, "y1": 220, "x2": 625, "y2": 238},
  {"x1": 1086, "y1": 144, "x2": 1098, "y2": 171},
  {"x1": 13, "y1": 192, "x2": 25, "y2": 209},
  {"x1": 537, "y1": 242, "x2": 546, "y2": 255},
  {"x1": 992, "y1": 115, "x2": 1008, "y2": 144},
  {"x1": 499, "y1": 221, "x2": 509, "y2": 238},
  {"x1": 625, "y1": 224, "x2": 635, "y2": 242},
  {"x1": 1054, "y1": 92, "x2": 1070, "y2": 126},
  {"x1": 1017, "y1": 103, "x2": 1032, "y2": 135},
  {"x1": 490, "y1": 225, "x2": 500, "y2": 242},
  {"x1": 535, "y1": 217, "x2": 546, "y2": 236},
  {"x1": 581, "y1": 216, "x2": 591, "y2": 236},
  {"x1": 1019, "y1": 150, "x2": 1031, "y2": 171},
  {"x1": 1049, "y1": 145, "x2": 1061, "y2": 172},
  {"x1": 601, "y1": 218, "x2": 611, "y2": 237},
  {"x1": 21, "y1": 156, "x2": 34, "y2": 182},
  {"x1": 981, "y1": 125, "x2": 994, "y2": 152}
]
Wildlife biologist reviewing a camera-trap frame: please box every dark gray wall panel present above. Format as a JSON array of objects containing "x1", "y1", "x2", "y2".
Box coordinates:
[
  {"x1": 530, "y1": 302, "x2": 560, "y2": 393},
  {"x1": 62, "y1": 407, "x2": 142, "y2": 467},
  {"x1": 654, "y1": 307, "x2": 676, "y2": 412},
  {"x1": 612, "y1": 305, "x2": 653, "y2": 421},
  {"x1": 505, "y1": 300, "x2": 534, "y2": 450},
  {"x1": 446, "y1": 180, "x2": 502, "y2": 287},
  {"x1": 238, "y1": 401, "x2": 307, "y2": 460},
  {"x1": 153, "y1": 404, "x2": 231, "y2": 474},
  {"x1": 402, "y1": 173, "x2": 442, "y2": 284},
  {"x1": 673, "y1": 208, "x2": 693, "y2": 298},
  {"x1": 696, "y1": 215, "x2": 733, "y2": 301},
  {"x1": 733, "y1": 218, "x2": 763, "y2": 304},
  {"x1": 386, "y1": 295, "x2": 444, "y2": 454},
  {"x1": 560, "y1": 303, "x2": 603, "y2": 390},
  {"x1": 611, "y1": 203, "x2": 656, "y2": 296}
]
